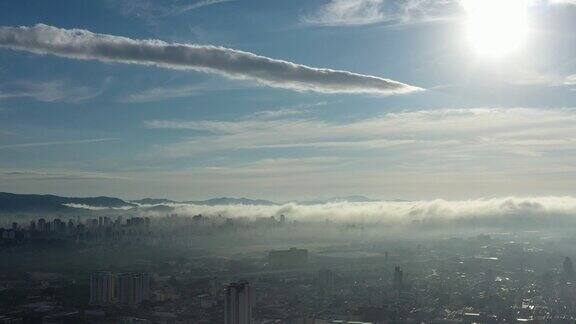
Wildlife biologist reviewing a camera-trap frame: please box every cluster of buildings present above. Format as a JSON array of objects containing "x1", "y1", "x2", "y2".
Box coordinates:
[
  {"x1": 90, "y1": 271, "x2": 152, "y2": 307},
  {"x1": 0, "y1": 215, "x2": 151, "y2": 245},
  {"x1": 6, "y1": 213, "x2": 576, "y2": 322},
  {"x1": 225, "y1": 281, "x2": 253, "y2": 324}
]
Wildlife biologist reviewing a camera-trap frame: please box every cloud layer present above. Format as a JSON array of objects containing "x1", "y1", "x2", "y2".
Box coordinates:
[
  {"x1": 302, "y1": 0, "x2": 459, "y2": 27},
  {"x1": 0, "y1": 138, "x2": 119, "y2": 150},
  {"x1": 0, "y1": 24, "x2": 420, "y2": 95},
  {"x1": 134, "y1": 196, "x2": 576, "y2": 229},
  {"x1": 110, "y1": 0, "x2": 234, "y2": 21},
  {"x1": 134, "y1": 107, "x2": 576, "y2": 199},
  {"x1": 0, "y1": 80, "x2": 100, "y2": 103},
  {"x1": 144, "y1": 107, "x2": 576, "y2": 158},
  {"x1": 302, "y1": 0, "x2": 574, "y2": 28}
]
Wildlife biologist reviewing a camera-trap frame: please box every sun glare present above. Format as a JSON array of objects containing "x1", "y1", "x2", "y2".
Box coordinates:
[{"x1": 463, "y1": 0, "x2": 529, "y2": 58}]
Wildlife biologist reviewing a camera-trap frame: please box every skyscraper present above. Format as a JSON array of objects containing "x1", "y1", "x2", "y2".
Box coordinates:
[
  {"x1": 563, "y1": 257, "x2": 575, "y2": 281},
  {"x1": 90, "y1": 271, "x2": 115, "y2": 305},
  {"x1": 317, "y1": 269, "x2": 335, "y2": 290},
  {"x1": 117, "y1": 272, "x2": 152, "y2": 307},
  {"x1": 225, "y1": 281, "x2": 253, "y2": 324},
  {"x1": 393, "y1": 266, "x2": 403, "y2": 290},
  {"x1": 38, "y1": 218, "x2": 46, "y2": 232}
]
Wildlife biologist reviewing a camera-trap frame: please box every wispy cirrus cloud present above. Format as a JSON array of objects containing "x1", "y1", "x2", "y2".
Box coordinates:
[
  {"x1": 0, "y1": 24, "x2": 420, "y2": 95},
  {"x1": 249, "y1": 102, "x2": 327, "y2": 119},
  {"x1": 121, "y1": 80, "x2": 248, "y2": 103},
  {"x1": 302, "y1": 0, "x2": 459, "y2": 27},
  {"x1": 303, "y1": 0, "x2": 394, "y2": 27},
  {"x1": 0, "y1": 80, "x2": 101, "y2": 103},
  {"x1": 302, "y1": 0, "x2": 576, "y2": 28},
  {"x1": 201, "y1": 157, "x2": 350, "y2": 177},
  {"x1": 110, "y1": 0, "x2": 233, "y2": 20},
  {"x1": 0, "y1": 138, "x2": 119, "y2": 150},
  {"x1": 563, "y1": 74, "x2": 576, "y2": 88},
  {"x1": 0, "y1": 169, "x2": 125, "y2": 181},
  {"x1": 121, "y1": 84, "x2": 207, "y2": 103},
  {"x1": 143, "y1": 107, "x2": 576, "y2": 160},
  {"x1": 548, "y1": 0, "x2": 576, "y2": 4},
  {"x1": 180, "y1": 0, "x2": 233, "y2": 11}
]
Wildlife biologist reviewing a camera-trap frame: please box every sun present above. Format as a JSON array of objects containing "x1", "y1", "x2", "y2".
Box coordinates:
[{"x1": 462, "y1": 0, "x2": 529, "y2": 58}]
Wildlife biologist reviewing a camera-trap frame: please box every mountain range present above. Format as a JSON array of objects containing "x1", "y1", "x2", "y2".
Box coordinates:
[
  {"x1": 0, "y1": 192, "x2": 385, "y2": 213},
  {"x1": 0, "y1": 192, "x2": 135, "y2": 213},
  {"x1": 131, "y1": 197, "x2": 277, "y2": 206}
]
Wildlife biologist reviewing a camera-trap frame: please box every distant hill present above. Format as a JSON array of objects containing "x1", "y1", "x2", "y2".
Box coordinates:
[
  {"x1": 296, "y1": 195, "x2": 381, "y2": 205},
  {"x1": 131, "y1": 198, "x2": 178, "y2": 205},
  {"x1": 130, "y1": 197, "x2": 277, "y2": 206},
  {"x1": 328, "y1": 195, "x2": 380, "y2": 203},
  {"x1": 0, "y1": 192, "x2": 279, "y2": 213},
  {"x1": 0, "y1": 192, "x2": 135, "y2": 213},
  {"x1": 0, "y1": 192, "x2": 401, "y2": 214},
  {"x1": 185, "y1": 197, "x2": 277, "y2": 206},
  {"x1": 132, "y1": 196, "x2": 391, "y2": 206}
]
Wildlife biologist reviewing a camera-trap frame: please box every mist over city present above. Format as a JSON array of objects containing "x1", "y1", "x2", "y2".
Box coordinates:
[{"x1": 3, "y1": 0, "x2": 576, "y2": 323}]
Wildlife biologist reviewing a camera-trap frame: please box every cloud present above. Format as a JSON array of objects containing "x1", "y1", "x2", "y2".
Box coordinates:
[
  {"x1": 64, "y1": 203, "x2": 133, "y2": 210},
  {"x1": 121, "y1": 80, "x2": 247, "y2": 103},
  {"x1": 0, "y1": 24, "x2": 420, "y2": 95},
  {"x1": 201, "y1": 157, "x2": 350, "y2": 177},
  {"x1": 249, "y1": 102, "x2": 328, "y2": 119},
  {"x1": 144, "y1": 107, "x2": 576, "y2": 158},
  {"x1": 547, "y1": 0, "x2": 576, "y2": 4},
  {"x1": 110, "y1": 0, "x2": 233, "y2": 20},
  {"x1": 302, "y1": 0, "x2": 575, "y2": 28},
  {"x1": 0, "y1": 138, "x2": 119, "y2": 150},
  {"x1": 0, "y1": 169, "x2": 124, "y2": 181},
  {"x1": 250, "y1": 108, "x2": 309, "y2": 119},
  {"x1": 303, "y1": 0, "x2": 393, "y2": 27},
  {"x1": 302, "y1": 0, "x2": 459, "y2": 27},
  {"x1": 132, "y1": 107, "x2": 576, "y2": 198},
  {"x1": 563, "y1": 74, "x2": 576, "y2": 87},
  {"x1": 0, "y1": 80, "x2": 101, "y2": 103},
  {"x1": 129, "y1": 196, "x2": 576, "y2": 228},
  {"x1": 122, "y1": 84, "x2": 207, "y2": 103},
  {"x1": 178, "y1": 0, "x2": 233, "y2": 12}
]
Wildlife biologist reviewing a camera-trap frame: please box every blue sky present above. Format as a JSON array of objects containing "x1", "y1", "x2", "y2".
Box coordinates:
[{"x1": 1, "y1": 0, "x2": 576, "y2": 200}]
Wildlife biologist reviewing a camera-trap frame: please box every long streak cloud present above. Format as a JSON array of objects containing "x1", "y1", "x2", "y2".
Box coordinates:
[
  {"x1": 0, "y1": 24, "x2": 420, "y2": 95},
  {"x1": 130, "y1": 196, "x2": 576, "y2": 228}
]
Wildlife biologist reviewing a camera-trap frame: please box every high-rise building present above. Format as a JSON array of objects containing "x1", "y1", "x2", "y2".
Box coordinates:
[
  {"x1": 38, "y1": 218, "x2": 46, "y2": 232},
  {"x1": 67, "y1": 219, "x2": 75, "y2": 234},
  {"x1": 393, "y1": 266, "x2": 403, "y2": 290},
  {"x1": 563, "y1": 257, "x2": 575, "y2": 280},
  {"x1": 139, "y1": 273, "x2": 152, "y2": 303},
  {"x1": 90, "y1": 271, "x2": 115, "y2": 305},
  {"x1": 53, "y1": 219, "x2": 65, "y2": 233},
  {"x1": 87, "y1": 219, "x2": 98, "y2": 231},
  {"x1": 317, "y1": 269, "x2": 335, "y2": 289},
  {"x1": 117, "y1": 273, "x2": 133, "y2": 306},
  {"x1": 117, "y1": 272, "x2": 152, "y2": 306},
  {"x1": 225, "y1": 281, "x2": 253, "y2": 324}
]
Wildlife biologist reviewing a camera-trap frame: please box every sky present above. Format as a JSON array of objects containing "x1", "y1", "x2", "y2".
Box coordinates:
[{"x1": 1, "y1": 0, "x2": 576, "y2": 201}]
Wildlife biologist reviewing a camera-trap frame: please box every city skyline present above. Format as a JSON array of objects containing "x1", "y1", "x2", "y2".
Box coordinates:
[
  {"x1": 5, "y1": 3, "x2": 576, "y2": 321},
  {"x1": 1, "y1": 0, "x2": 576, "y2": 201}
]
